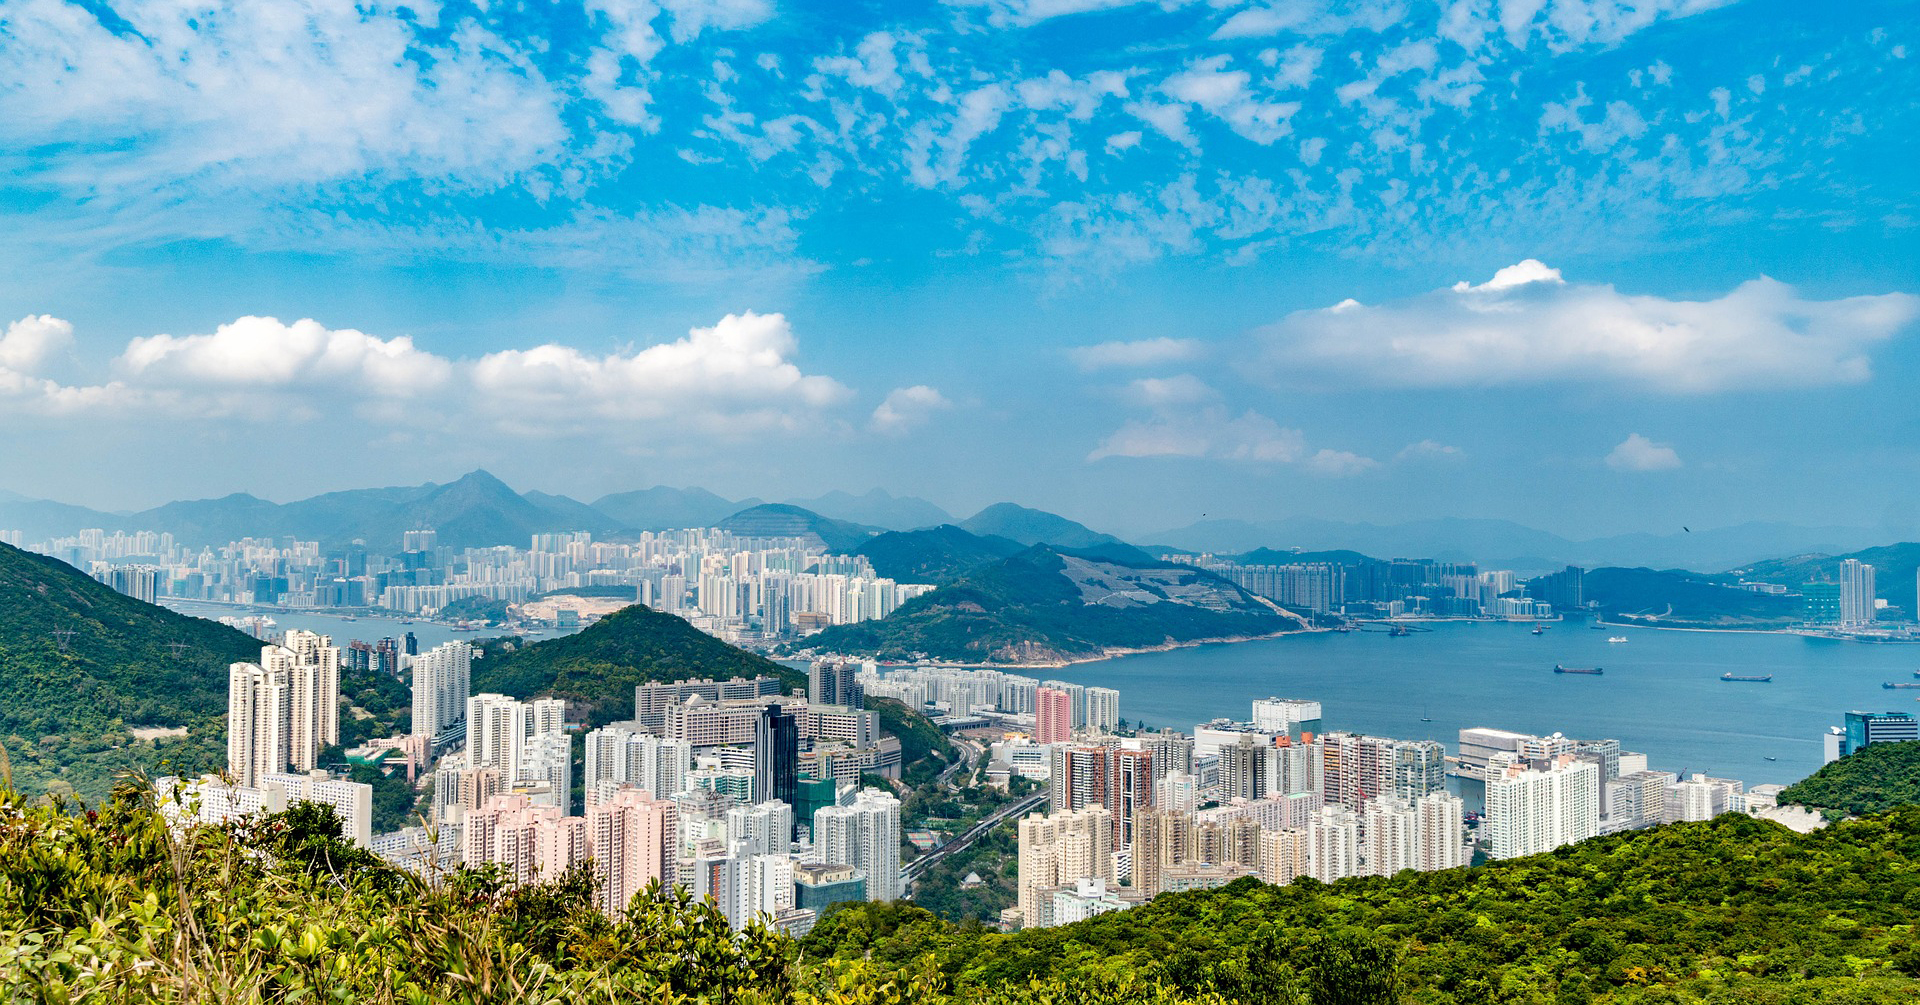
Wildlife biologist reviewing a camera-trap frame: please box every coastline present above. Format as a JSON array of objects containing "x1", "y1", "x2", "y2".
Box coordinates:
[{"x1": 851, "y1": 625, "x2": 1326, "y2": 671}]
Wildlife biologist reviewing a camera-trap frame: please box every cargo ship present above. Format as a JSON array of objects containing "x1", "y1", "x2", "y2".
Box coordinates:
[
  {"x1": 1721, "y1": 673, "x2": 1773, "y2": 683},
  {"x1": 1883, "y1": 682, "x2": 1920, "y2": 689},
  {"x1": 1554, "y1": 665, "x2": 1604, "y2": 675}
]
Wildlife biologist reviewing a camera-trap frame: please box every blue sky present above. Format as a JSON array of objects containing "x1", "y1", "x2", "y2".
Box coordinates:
[{"x1": 0, "y1": 0, "x2": 1915, "y2": 540}]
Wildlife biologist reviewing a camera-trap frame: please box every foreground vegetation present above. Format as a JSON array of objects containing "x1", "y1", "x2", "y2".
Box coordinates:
[
  {"x1": 5, "y1": 775, "x2": 1919, "y2": 1004},
  {"x1": 1782, "y1": 740, "x2": 1920, "y2": 818}
]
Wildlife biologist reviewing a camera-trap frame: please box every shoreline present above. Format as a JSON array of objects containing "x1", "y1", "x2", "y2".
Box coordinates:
[{"x1": 847, "y1": 626, "x2": 1327, "y2": 671}]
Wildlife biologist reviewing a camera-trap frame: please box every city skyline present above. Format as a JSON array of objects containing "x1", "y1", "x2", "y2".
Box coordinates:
[{"x1": 0, "y1": 0, "x2": 1915, "y2": 537}]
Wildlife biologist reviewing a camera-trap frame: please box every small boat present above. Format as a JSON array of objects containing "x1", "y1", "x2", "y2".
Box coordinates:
[
  {"x1": 1531, "y1": 626, "x2": 1545, "y2": 636},
  {"x1": 1721, "y1": 673, "x2": 1773, "y2": 683},
  {"x1": 1764, "y1": 756, "x2": 1777, "y2": 761},
  {"x1": 1607, "y1": 636, "x2": 1628, "y2": 644},
  {"x1": 1389, "y1": 625, "x2": 1410, "y2": 637},
  {"x1": 1554, "y1": 664, "x2": 1604, "y2": 675}
]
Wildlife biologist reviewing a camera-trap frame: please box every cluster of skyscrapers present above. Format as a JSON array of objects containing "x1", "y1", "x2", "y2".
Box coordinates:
[
  {"x1": 26, "y1": 526, "x2": 932, "y2": 647},
  {"x1": 1165, "y1": 554, "x2": 1566, "y2": 619}
]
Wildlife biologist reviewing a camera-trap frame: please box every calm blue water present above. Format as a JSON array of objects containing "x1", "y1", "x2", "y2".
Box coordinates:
[
  {"x1": 1037, "y1": 622, "x2": 1920, "y2": 788},
  {"x1": 161, "y1": 601, "x2": 587, "y2": 651}
]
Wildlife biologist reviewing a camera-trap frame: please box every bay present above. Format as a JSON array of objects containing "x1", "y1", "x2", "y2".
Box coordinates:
[
  {"x1": 159, "y1": 600, "x2": 588, "y2": 653},
  {"x1": 1035, "y1": 622, "x2": 1920, "y2": 788}
]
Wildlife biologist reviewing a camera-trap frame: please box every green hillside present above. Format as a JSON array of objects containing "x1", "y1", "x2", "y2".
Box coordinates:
[
  {"x1": 1738, "y1": 542, "x2": 1920, "y2": 620},
  {"x1": 0, "y1": 542, "x2": 260, "y2": 802},
  {"x1": 1780, "y1": 740, "x2": 1920, "y2": 818},
  {"x1": 810, "y1": 809, "x2": 1920, "y2": 1003},
  {"x1": 797, "y1": 546, "x2": 1299, "y2": 664},
  {"x1": 1584, "y1": 566, "x2": 1802, "y2": 628},
  {"x1": 855, "y1": 524, "x2": 1025, "y2": 585},
  {"x1": 9, "y1": 782, "x2": 1920, "y2": 1003},
  {"x1": 472, "y1": 604, "x2": 804, "y2": 726}
]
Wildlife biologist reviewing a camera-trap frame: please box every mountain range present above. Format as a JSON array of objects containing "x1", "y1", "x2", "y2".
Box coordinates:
[
  {"x1": 1145, "y1": 516, "x2": 1890, "y2": 573},
  {"x1": 0, "y1": 472, "x2": 1901, "y2": 575}
]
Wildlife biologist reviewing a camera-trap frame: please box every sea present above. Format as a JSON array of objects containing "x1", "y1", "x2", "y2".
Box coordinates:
[
  {"x1": 158, "y1": 600, "x2": 590, "y2": 652},
  {"x1": 1034, "y1": 621, "x2": 1920, "y2": 791}
]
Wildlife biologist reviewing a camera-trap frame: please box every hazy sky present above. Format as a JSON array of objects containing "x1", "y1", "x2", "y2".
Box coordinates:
[{"x1": 0, "y1": 0, "x2": 1915, "y2": 539}]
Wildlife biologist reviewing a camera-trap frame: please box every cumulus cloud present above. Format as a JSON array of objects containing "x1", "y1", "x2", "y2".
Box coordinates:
[
  {"x1": 0, "y1": 315, "x2": 72, "y2": 373},
  {"x1": 1606, "y1": 433, "x2": 1683, "y2": 472},
  {"x1": 120, "y1": 317, "x2": 453, "y2": 395},
  {"x1": 468, "y1": 311, "x2": 851, "y2": 436},
  {"x1": 1255, "y1": 261, "x2": 1920, "y2": 392},
  {"x1": 1306, "y1": 448, "x2": 1379, "y2": 476},
  {"x1": 871, "y1": 385, "x2": 953, "y2": 434},
  {"x1": 1069, "y1": 336, "x2": 1204, "y2": 369},
  {"x1": 3, "y1": 310, "x2": 882, "y2": 442}
]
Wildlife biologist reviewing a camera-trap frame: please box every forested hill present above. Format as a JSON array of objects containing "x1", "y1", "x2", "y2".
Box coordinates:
[
  {"x1": 797, "y1": 546, "x2": 1302, "y2": 664},
  {"x1": 808, "y1": 808, "x2": 1920, "y2": 1003},
  {"x1": 1781, "y1": 740, "x2": 1920, "y2": 818},
  {"x1": 472, "y1": 603, "x2": 804, "y2": 726},
  {"x1": 0, "y1": 541, "x2": 260, "y2": 802}
]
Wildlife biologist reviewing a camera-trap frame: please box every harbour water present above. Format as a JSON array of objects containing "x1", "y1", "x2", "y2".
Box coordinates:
[
  {"x1": 1036, "y1": 621, "x2": 1920, "y2": 788},
  {"x1": 159, "y1": 600, "x2": 588, "y2": 652}
]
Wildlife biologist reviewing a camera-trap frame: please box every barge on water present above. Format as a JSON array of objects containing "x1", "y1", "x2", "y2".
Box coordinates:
[
  {"x1": 1722, "y1": 673, "x2": 1774, "y2": 683},
  {"x1": 1553, "y1": 664, "x2": 1604, "y2": 675}
]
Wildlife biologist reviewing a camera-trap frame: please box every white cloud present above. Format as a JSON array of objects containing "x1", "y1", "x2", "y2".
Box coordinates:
[
  {"x1": 1069, "y1": 336, "x2": 1205, "y2": 369},
  {"x1": 947, "y1": 0, "x2": 1171, "y2": 28},
  {"x1": 1124, "y1": 374, "x2": 1218, "y2": 407},
  {"x1": 813, "y1": 32, "x2": 907, "y2": 97},
  {"x1": 468, "y1": 311, "x2": 851, "y2": 436},
  {"x1": 1306, "y1": 448, "x2": 1379, "y2": 476},
  {"x1": 1606, "y1": 433, "x2": 1682, "y2": 472},
  {"x1": 1161, "y1": 56, "x2": 1300, "y2": 145},
  {"x1": 1256, "y1": 262, "x2": 1920, "y2": 392},
  {"x1": 1396, "y1": 439, "x2": 1463, "y2": 461},
  {"x1": 120, "y1": 317, "x2": 453, "y2": 396},
  {"x1": 0, "y1": 315, "x2": 72, "y2": 373},
  {"x1": 871, "y1": 385, "x2": 953, "y2": 434},
  {"x1": 1090, "y1": 406, "x2": 1307, "y2": 463}
]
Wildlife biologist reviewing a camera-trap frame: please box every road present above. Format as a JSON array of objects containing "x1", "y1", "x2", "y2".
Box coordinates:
[{"x1": 902, "y1": 789, "x2": 1047, "y2": 888}]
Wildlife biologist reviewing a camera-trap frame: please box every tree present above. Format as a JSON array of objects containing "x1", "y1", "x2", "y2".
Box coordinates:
[{"x1": 1299, "y1": 931, "x2": 1402, "y2": 1005}]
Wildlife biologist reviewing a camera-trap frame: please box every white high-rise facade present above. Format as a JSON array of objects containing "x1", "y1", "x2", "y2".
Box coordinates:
[
  {"x1": 584, "y1": 725, "x2": 691, "y2": 806},
  {"x1": 812, "y1": 787, "x2": 902, "y2": 903},
  {"x1": 1085, "y1": 687, "x2": 1121, "y2": 734},
  {"x1": 228, "y1": 661, "x2": 290, "y2": 788},
  {"x1": 411, "y1": 641, "x2": 472, "y2": 742},
  {"x1": 1415, "y1": 791, "x2": 1468, "y2": 871},
  {"x1": 1484, "y1": 754, "x2": 1601, "y2": 860},
  {"x1": 228, "y1": 634, "x2": 339, "y2": 786},
  {"x1": 1840, "y1": 559, "x2": 1877, "y2": 626},
  {"x1": 467, "y1": 694, "x2": 528, "y2": 779},
  {"x1": 520, "y1": 733, "x2": 574, "y2": 811},
  {"x1": 273, "y1": 631, "x2": 340, "y2": 773},
  {"x1": 726, "y1": 801, "x2": 793, "y2": 857}
]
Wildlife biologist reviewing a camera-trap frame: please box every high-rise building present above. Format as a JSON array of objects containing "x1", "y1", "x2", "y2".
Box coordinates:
[
  {"x1": 809, "y1": 661, "x2": 863, "y2": 708},
  {"x1": 410, "y1": 641, "x2": 472, "y2": 744},
  {"x1": 1035, "y1": 686, "x2": 1073, "y2": 744},
  {"x1": 1041, "y1": 680, "x2": 1089, "y2": 728},
  {"x1": 274, "y1": 632, "x2": 341, "y2": 773},
  {"x1": 467, "y1": 694, "x2": 529, "y2": 779},
  {"x1": 1016, "y1": 805, "x2": 1113, "y2": 928},
  {"x1": 812, "y1": 788, "x2": 901, "y2": 903},
  {"x1": 754, "y1": 704, "x2": 799, "y2": 812},
  {"x1": 1414, "y1": 791, "x2": 1467, "y2": 871},
  {"x1": 584, "y1": 725, "x2": 691, "y2": 804},
  {"x1": 1085, "y1": 687, "x2": 1121, "y2": 734},
  {"x1": 1839, "y1": 559, "x2": 1877, "y2": 626},
  {"x1": 1801, "y1": 582, "x2": 1843, "y2": 624},
  {"x1": 1838, "y1": 710, "x2": 1918, "y2": 758},
  {"x1": 1251, "y1": 698, "x2": 1323, "y2": 737},
  {"x1": 519, "y1": 733, "x2": 574, "y2": 811},
  {"x1": 726, "y1": 801, "x2": 793, "y2": 857},
  {"x1": 586, "y1": 788, "x2": 678, "y2": 915},
  {"x1": 463, "y1": 793, "x2": 590, "y2": 887},
  {"x1": 1219, "y1": 734, "x2": 1268, "y2": 802},
  {"x1": 1484, "y1": 754, "x2": 1601, "y2": 860},
  {"x1": 228, "y1": 660, "x2": 290, "y2": 788}
]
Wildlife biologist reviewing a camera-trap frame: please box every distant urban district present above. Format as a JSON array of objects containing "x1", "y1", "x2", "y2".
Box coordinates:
[{"x1": 3, "y1": 471, "x2": 1920, "y2": 950}]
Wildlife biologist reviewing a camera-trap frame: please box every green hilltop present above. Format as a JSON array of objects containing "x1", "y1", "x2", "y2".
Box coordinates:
[
  {"x1": 798, "y1": 546, "x2": 1301, "y2": 664},
  {"x1": 0, "y1": 541, "x2": 260, "y2": 802},
  {"x1": 855, "y1": 524, "x2": 1026, "y2": 585},
  {"x1": 473, "y1": 603, "x2": 805, "y2": 726},
  {"x1": 1781, "y1": 740, "x2": 1920, "y2": 819}
]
